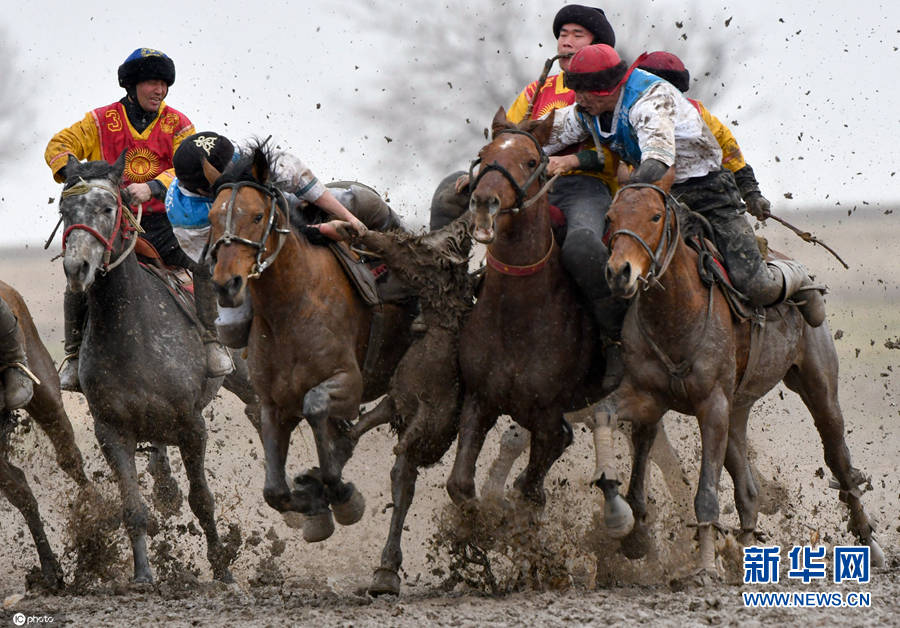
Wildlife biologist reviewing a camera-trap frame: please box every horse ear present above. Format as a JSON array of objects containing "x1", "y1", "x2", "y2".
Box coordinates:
[
  {"x1": 110, "y1": 150, "x2": 127, "y2": 183},
  {"x1": 522, "y1": 109, "x2": 556, "y2": 146},
  {"x1": 202, "y1": 158, "x2": 221, "y2": 188},
  {"x1": 491, "y1": 106, "x2": 514, "y2": 138},
  {"x1": 65, "y1": 154, "x2": 80, "y2": 179},
  {"x1": 251, "y1": 147, "x2": 270, "y2": 184},
  {"x1": 656, "y1": 166, "x2": 676, "y2": 192}
]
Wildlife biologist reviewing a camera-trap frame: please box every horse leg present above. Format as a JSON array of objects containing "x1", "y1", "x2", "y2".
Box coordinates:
[
  {"x1": 648, "y1": 419, "x2": 693, "y2": 512},
  {"x1": 619, "y1": 421, "x2": 659, "y2": 559},
  {"x1": 222, "y1": 356, "x2": 261, "y2": 441},
  {"x1": 723, "y1": 403, "x2": 759, "y2": 545},
  {"x1": 350, "y1": 395, "x2": 396, "y2": 443},
  {"x1": 94, "y1": 420, "x2": 152, "y2": 583},
  {"x1": 259, "y1": 403, "x2": 324, "y2": 517},
  {"x1": 0, "y1": 446, "x2": 64, "y2": 590},
  {"x1": 25, "y1": 388, "x2": 89, "y2": 489},
  {"x1": 447, "y1": 394, "x2": 497, "y2": 505},
  {"x1": 369, "y1": 451, "x2": 418, "y2": 596},
  {"x1": 512, "y1": 413, "x2": 572, "y2": 507},
  {"x1": 303, "y1": 380, "x2": 365, "y2": 528},
  {"x1": 783, "y1": 340, "x2": 884, "y2": 566},
  {"x1": 693, "y1": 390, "x2": 730, "y2": 576},
  {"x1": 481, "y1": 422, "x2": 529, "y2": 501},
  {"x1": 147, "y1": 443, "x2": 183, "y2": 517},
  {"x1": 178, "y1": 422, "x2": 234, "y2": 583}
]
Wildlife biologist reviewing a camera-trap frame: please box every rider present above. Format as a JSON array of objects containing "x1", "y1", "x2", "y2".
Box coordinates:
[
  {"x1": 0, "y1": 297, "x2": 34, "y2": 410},
  {"x1": 636, "y1": 51, "x2": 772, "y2": 220},
  {"x1": 546, "y1": 44, "x2": 826, "y2": 327},
  {"x1": 166, "y1": 131, "x2": 411, "y2": 256},
  {"x1": 44, "y1": 48, "x2": 232, "y2": 391}
]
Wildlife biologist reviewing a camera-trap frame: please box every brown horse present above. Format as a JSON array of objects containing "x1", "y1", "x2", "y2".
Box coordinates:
[
  {"x1": 446, "y1": 107, "x2": 629, "y2": 520},
  {"x1": 1, "y1": 280, "x2": 91, "y2": 589},
  {"x1": 594, "y1": 169, "x2": 883, "y2": 575},
  {"x1": 206, "y1": 143, "x2": 414, "y2": 541}
]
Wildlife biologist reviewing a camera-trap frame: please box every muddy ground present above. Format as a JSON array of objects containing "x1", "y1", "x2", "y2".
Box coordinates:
[{"x1": 0, "y1": 210, "x2": 898, "y2": 626}]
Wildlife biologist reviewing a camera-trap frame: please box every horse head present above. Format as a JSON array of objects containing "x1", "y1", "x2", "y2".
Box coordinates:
[
  {"x1": 207, "y1": 143, "x2": 290, "y2": 308},
  {"x1": 468, "y1": 106, "x2": 555, "y2": 243},
  {"x1": 58, "y1": 152, "x2": 134, "y2": 293},
  {"x1": 605, "y1": 167, "x2": 678, "y2": 298}
]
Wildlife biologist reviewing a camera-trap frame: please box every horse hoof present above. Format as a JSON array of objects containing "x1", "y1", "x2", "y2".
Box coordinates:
[
  {"x1": 332, "y1": 485, "x2": 366, "y2": 526},
  {"x1": 302, "y1": 510, "x2": 335, "y2": 542},
  {"x1": 282, "y1": 511, "x2": 304, "y2": 529},
  {"x1": 870, "y1": 537, "x2": 885, "y2": 568},
  {"x1": 620, "y1": 524, "x2": 653, "y2": 560},
  {"x1": 368, "y1": 568, "x2": 401, "y2": 596},
  {"x1": 603, "y1": 494, "x2": 635, "y2": 539}
]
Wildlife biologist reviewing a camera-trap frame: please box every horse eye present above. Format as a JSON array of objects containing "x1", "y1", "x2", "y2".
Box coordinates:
[
  {"x1": 651, "y1": 213, "x2": 662, "y2": 223},
  {"x1": 527, "y1": 158, "x2": 538, "y2": 168},
  {"x1": 253, "y1": 213, "x2": 264, "y2": 223}
]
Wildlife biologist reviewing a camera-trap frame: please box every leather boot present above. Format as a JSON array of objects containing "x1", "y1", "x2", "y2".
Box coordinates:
[
  {"x1": 767, "y1": 259, "x2": 826, "y2": 327},
  {"x1": 0, "y1": 304, "x2": 34, "y2": 410},
  {"x1": 592, "y1": 296, "x2": 629, "y2": 396},
  {"x1": 59, "y1": 289, "x2": 87, "y2": 393},
  {"x1": 192, "y1": 262, "x2": 235, "y2": 377}
]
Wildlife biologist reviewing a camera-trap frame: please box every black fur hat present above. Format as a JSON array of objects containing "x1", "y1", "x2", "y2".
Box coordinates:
[
  {"x1": 173, "y1": 132, "x2": 235, "y2": 194},
  {"x1": 117, "y1": 48, "x2": 176, "y2": 88},
  {"x1": 638, "y1": 51, "x2": 691, "y2": 93},
  {"x1": 552, "y1": 5, "x2": 615, "y2": 46}
]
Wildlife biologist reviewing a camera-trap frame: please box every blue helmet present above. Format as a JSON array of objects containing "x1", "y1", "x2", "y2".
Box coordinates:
[{"x1": 117, "y1": 48, "x2": 175, "y2": 89}]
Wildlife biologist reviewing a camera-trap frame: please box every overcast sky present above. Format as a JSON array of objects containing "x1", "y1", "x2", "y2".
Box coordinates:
[{"x1": 0, "y1": 0, "x2": 898, "y2": 249}]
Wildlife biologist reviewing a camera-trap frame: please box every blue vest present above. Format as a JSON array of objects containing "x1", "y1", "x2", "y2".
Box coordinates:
[
  {"x1": 165, "y1": 179, "x2": 213, "y2": 229},
  {"x1": 577, "y1": 69, "x2": 664, "y2": 166}
]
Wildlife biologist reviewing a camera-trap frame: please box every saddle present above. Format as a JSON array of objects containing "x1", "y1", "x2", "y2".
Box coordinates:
[{"x1": 134, "y1": 237, "x2": 203, "y2": 330}]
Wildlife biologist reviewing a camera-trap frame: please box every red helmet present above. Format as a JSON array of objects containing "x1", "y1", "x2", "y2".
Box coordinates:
[
  {"x1": 563, "y1": 44, "x2": 628, "y2": 95},
  {"x1": 638, "y1": 51, "x2": 690, "y2": 93}
]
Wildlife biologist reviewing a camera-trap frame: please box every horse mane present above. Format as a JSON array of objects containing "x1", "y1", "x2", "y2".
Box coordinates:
[
  {"x1": 212, "y1": 137, "x2": 281, "y2": 192},
  {"x1": 63, "y1": 160, "x2": 116, "y2": 188},
  {"x1": 672, "y1": 198, "x2": 710, "y2": 242}
]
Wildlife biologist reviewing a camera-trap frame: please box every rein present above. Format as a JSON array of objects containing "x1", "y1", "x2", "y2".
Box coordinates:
[
  {"x1": 208, "y1": 181, "x2": 292, "y2": 279},
  {"x1": 59, "y1": 180, "x2": 143, "y2": 273}
]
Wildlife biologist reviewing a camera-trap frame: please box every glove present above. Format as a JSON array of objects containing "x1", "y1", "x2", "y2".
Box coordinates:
[
  {"x1": 743, "y1": 191, "x2": 771, "y2": 220},
  {"x1": 629, "y1": 158, "x2": 669, "y2": 184}
]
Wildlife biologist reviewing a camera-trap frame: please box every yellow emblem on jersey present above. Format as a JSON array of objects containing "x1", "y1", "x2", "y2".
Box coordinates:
[{"x1": 125, "y1": 147, "x2": 161, "y2": 183}]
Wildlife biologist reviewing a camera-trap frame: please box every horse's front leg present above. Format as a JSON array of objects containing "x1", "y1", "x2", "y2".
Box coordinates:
[
  {"x1": 259, "y1": 403, "x2": 323, "y2": 516},
  {"x1": 512, "y1": 411, "x2": 573, "y2": 507},
  {"x1": 724, "y1": 403, "x2": 760, "y2": 545},
  {"x1": 303, "y1": 371, "x2": 366, "y2": 529},
  {"x1": 148, "y1": 442, "x2": 183, "y2": 518},
  {"x1": 94, "y1": 420, "x2": 152, "y2": 584},
  {"x1": 447, "y1": 394, "x2": 497, "y2": 505},
  {"x1": 0, "y1": 444, "x2": 64, "y2": 590},
  {"x1": 620, "y1": 420, "x2": 659, "y2": 559},
  {"x1": 693, "y1": 388, "x2": 731, "y2": 576},
  {"x1": 178, "y1": 418, "x2": 234, "y2": 582}
]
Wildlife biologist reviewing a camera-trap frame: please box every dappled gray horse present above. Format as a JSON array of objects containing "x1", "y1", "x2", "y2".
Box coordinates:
[{"x1": 58, "y1": 153, "x2": 235, "y2": 583}]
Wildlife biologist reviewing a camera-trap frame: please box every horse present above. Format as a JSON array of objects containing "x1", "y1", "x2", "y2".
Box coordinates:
[
  {"x1": 206, "y1": 143, "x2": 414, "y2": 542},
  {"x1": 58, "y1": 153, "x2": 242, "y2": 583},
  {"x1": 345, "y1": 213, "x2": 474, "y2": 595},
  {"x1": 1, "y1": 280, "x2": 92, "y2": 589},
  {"x1": 593, "y1": 168, "x2": 884, "y2": 575},
  {"x1": 445, "y1": 107, "x2": 631, "y2": 526}
]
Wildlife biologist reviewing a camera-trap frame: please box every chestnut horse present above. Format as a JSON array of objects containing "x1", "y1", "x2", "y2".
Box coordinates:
[
  {"x1": 593, "y1": 169, "x2": 883, "y2": 575},
  {"x1": 446, "y1": 107, "x2": 630, "y2": 523},
  {"x1": 1, "y1": 280, "x2": 92, "y2": 589},
  {"x1": 207, "y1": 144, "x2": 414, "y2": 541}
]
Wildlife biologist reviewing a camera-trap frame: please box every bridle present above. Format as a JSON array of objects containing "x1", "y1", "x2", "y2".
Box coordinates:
[
  {"x1": 606, "y1": 182, "x2": 682, "y2": 291},
  {"x1": 608, "y1": 182, "x2": 714, "y2": 397},
  {"x1": 59, "y1": 180, "x2": 143, "y2": 273},
  {"x1": 468, "y1": 128, "x2": 554, "y2": 215},
  {"x1": 470, "y1": 128, "x2": 559, "y2": 276},
  {"x1": 208, "y1": 181, "x2": 291, "y2": 279}
]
